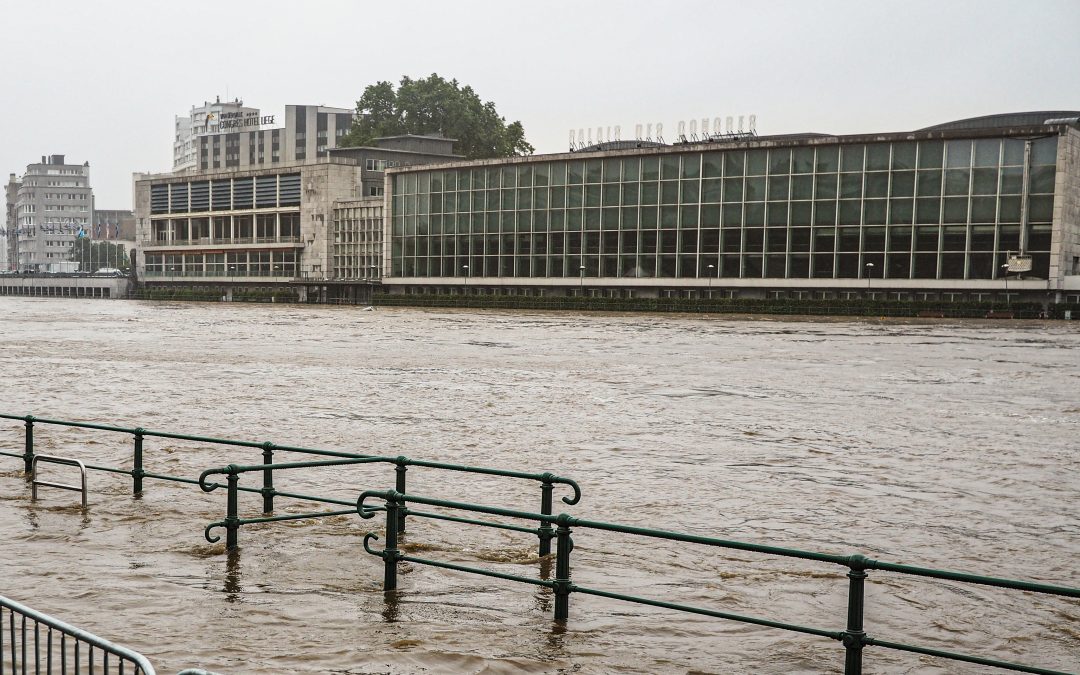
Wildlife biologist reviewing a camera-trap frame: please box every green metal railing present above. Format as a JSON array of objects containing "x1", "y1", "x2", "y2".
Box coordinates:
[
  {"x1": 356, "y1": 489, "x2": 1079, "y2": 675},
  {"x1": 0, "y1": 414, "x2": 580, "y2": 556}
]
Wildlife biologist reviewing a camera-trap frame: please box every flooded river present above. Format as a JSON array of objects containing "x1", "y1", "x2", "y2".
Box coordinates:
[{"x1": 0, "y1": 297, "x2": 1077, "y2": 673}]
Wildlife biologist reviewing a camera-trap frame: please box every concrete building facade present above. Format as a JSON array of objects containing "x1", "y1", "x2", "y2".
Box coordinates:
[
  {"x1": 6, "y1": 155, "x2": 94, "y2": 272},
  {"x1": 174, "y1": 98, "x2": 260, "y2": 172},
  {"x1": 380, "y1": 113, "x2": 1080, "y2": 305}
]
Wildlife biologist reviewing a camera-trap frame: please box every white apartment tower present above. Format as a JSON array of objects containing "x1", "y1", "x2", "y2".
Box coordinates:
[{"x1": 174, "y1": 97, "x2": 261, "y2": 172}]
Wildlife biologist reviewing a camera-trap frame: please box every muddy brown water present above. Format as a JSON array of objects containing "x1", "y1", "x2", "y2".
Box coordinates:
[{"x1": 0, "y1": 297, "x2": 1077, "y2": 674}]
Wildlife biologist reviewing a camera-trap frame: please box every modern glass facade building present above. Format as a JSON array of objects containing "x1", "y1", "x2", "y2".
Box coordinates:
[{"x1": 385, "y1": 113, "x2": 1080, "y2": 301}]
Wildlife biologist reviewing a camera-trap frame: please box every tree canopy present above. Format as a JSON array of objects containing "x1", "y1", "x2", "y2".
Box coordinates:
[{"x1": 339, "y1": 74, "x2": 534, "y2": 159}]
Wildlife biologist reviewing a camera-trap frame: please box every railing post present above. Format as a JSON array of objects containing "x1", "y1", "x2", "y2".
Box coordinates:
[
  {"x1": 225, "y1": 469, "x2": 240, "y2": 550},
  {"x1": 553, "y1": 514, "x2": 574, "y2": 621},
  {"x1": 261, "y1": 442, "x2": 275, "y2": 514},
  {"x1": 132, "y1": 428, "x2": 145, "y2": 495},
  {"x1": 383, "y1": 492, "x2": 402, "y2": 591},
  {"x1": 538, "y1": 474, "x2": 555, "y2": 557},
  {"x1": 23, "y1": 415, "x2": 35, "y2": 476},
  {"x1": 394, "y1": 458, "x2": 408, "y2": 534},
  {"x1": 842, "y1": 555, "x2": 869, "y2": 675}
]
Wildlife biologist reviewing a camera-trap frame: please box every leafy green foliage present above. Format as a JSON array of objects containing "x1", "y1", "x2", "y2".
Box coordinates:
[{"x1": 340, "y1": 74, "x2": 534, "y2": 159}]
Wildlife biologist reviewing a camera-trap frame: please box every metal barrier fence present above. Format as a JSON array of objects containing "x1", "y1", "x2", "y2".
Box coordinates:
[
  {"x1": 356, "y1": 490, "x2": 1080, "y2": 675},
  {"x1": 1, "y1": 595, "x2": 155, "y2": 675},
  {"x1": 0, "y1": 413, "x2": 580, "y2": 556}
]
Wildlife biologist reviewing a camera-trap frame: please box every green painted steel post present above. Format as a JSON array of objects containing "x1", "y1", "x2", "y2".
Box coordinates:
[
  {"x1": 538, "y1": 475, "x2": 554, "y2": 557},
  {"x1": 384, "y1": 493, "x2": 401, "y2": 591},
  {"x1": 23, "y1": 415, "x2": 35, "y2": 475},
  {"x1": 225, "y1": 470, "x2": 240, "y2": 550},
  {"x1": 554, "y1": 515, "x2": 573, "y2": 621},
  {"x1": 261, "y1": 442, "x2": 275, "y2": 514},
  {"x1": 843, "y1": 555, "x2": 868, "y2": 675},
  {"x1": 132, "y1": 429, "x2": 145, "y2": 494},
  {"x1": 394, "y1": 458, "x2": 408, "y2": 534}
]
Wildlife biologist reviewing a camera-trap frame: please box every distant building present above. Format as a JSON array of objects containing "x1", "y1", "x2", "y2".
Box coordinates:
[
  {"x1": 93, "y1": 209, "x2": 135, "y2": 240},
  {"x1": 3, "y1": 175, "x2": 18, "y2": 270},
  {"x1": 5, "y1": 155, "x2": 94, "y2": 272},
  {"x1": 133, "y1": 135, "x2": 459, "y2": 300},
  {"x1": 174, "y1": 97, "x2": 261, "y2": 172},
  {"x1": 379, "y1": 111, "x2": 1080, "y2": 305}
]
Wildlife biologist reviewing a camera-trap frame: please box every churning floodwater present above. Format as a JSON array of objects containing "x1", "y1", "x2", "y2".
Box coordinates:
[{"x1": 0, "y1": 297, "x2": 1077, "y2": 674}]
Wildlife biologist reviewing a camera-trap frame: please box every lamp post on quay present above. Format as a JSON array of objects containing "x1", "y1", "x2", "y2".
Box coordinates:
[
  {"x1": 1001, "y1": 263, "x2": 1010, "y2": 307},
  {"x1": 865, "y1": 262, "x2": 874, "y2": 294},
  {"x1": 707, "y1": 264, "x2": 715, "y2": 289},
  {"x1": 578, "y1": 264, "x2": 586, "y2": 295},
  {"x1": 462, "y1": 264, "x2": 469, "y2": 292}
]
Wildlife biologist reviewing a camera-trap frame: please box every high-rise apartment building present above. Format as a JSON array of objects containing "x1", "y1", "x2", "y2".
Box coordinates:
[
  {"x1": 7, "y1": 155, "x2": 94, "y2": 272},
  {"x1": 174, "y1": 97, "x2": 261, "y2": 172}
]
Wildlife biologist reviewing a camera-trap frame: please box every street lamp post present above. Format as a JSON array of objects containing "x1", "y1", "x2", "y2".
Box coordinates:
[
  {"x1": 865, "y1": 262, "x2": 874, "y2": 295},
  {"x1": 578, "y1": 264, "x2": 586, "y2": 296},
  {"x1": 462, "y1": 264, "x2": 469, "y2": 292},
  {"x1": 707, "y1": 264, "x2": 715, "y2": 290},
  {"x1": 1001, "y1": 263, "x2": 1010, "y2": 307}
]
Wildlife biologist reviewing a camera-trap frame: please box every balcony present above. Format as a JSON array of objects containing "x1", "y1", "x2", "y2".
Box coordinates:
[{"x1": 140, "y1": 236, "x2": 302, "y2": 248}]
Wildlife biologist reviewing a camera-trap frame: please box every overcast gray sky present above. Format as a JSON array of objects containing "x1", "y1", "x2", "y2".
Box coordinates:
[{"x1": 2, "y1": 0, "x2": 1077, "y2": 208}]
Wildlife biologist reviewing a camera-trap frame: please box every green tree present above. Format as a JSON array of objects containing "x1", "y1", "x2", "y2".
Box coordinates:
[
  {"x1": 71, "y1": 239, "x2": 130, "y2": 272},
  {"x1": 340, "y1": 74, "x2": 534, "y2": 159}
]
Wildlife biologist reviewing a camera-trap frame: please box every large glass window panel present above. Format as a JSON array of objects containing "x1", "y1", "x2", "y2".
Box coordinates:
[
  {"x1": 550, "y1": 186, "x2": 566, "y2": 209},
  {"x1": 744, "y1": 228, "x2": 764, "y2": 252},
  {"x1": 943, "y1": 197, "x2": 969, "y2": 223},
  {"x1": 1029, "y1": 195, "x2": 1053, "y2": 222},
  {"x1": 766, "y1": 228, "x2": 787, "y2": 252},
  {"x1": 585, "y1": 208, "x2": 601, "y2": 230},
  {"x1": 915, "y1": 226, "x2": 941, "y2": 250},
  {"x1": 917, "y1": 171, "x2": 943, "y2": 198},
  {"x1": 941, "y1": 226, "x2": 966, "y2": 251},
  {"x1": 999, "y1": 225, "x2": 1021, "y2": 250},
  {"x1": 681, "y1": 180, "x2": 699, "y2": 203},
  {"x1": 567, "y1": 185, "x2": 584, "y2": 208},
  {"x1": 838, "y1": 200, "x2": 861, "y2": 226},
  {"x1": 790, "y1": 174, "x2": 814, "y2": 200},
  {"x1": 865, "y1": 173, "x2": 889, "y2": 198},
  {"x1": 660, "y1": 255, "x2": 677, "y2": 277},
  {"x1": 567, "y1": 161, "x2": 584, "y2": 184},
  {"x1": 998, "y1": 196, "x2": 1021, "y2": 223},
  {"x1": 889, "y1": 226, "x2": 912, "y2": 251},
  {"x1": 661, "y1": 156, "x2": 680, "y2": 180},
  {"x1": 838, "y1": 229, "x2": 860, "y2": 253},
  {"x1": 790, "y1": 147, "x2": 814, "y2": 174},
  {"x1": 585, "y1": 159, "x2": 602, "y2": 183},
  {"x1": 641, "y1": 229, "x2": 658, "y2": 253},
  {"x1": 745, "y1": 176, "x2": 766, "y2": 201},
  {"x1": 913, "y1": 252, "x2": 938, "y2": 278},
  {"x1": 812, "y1": 253, "x2": 834, "y2": 277},
  {"x1": 790, "y1": 227, "x2": 811, "y2": 252},
  {"x1": 501, "y1": 189, "x2": 516, "y2": 210},
  {"x1": 640, "y1": 182, "x2": 659, "y2": 205},
  {"x1": 642, "y1": 157, "x2": 660, "y2": 181},
  {"x1": 680, "y1": 205, "x2": 699, "y2": 228},
  {"x1": 721, "y1": 229, "x2": 741, "y2": 253},
  {"x1": 702, "y1": 178, "x2": 722, "y2": 202},
  {"x1": 891, "y1": 171, "x2": 915, "y2": 197},
  {"x1": 621, "y1": 207, "x2": 639, "y2": 230},
  {"x1": 974, "y1": 139, "x2": 1000, "y2": 167},
  {"x1": 703, "y1": 154, "x2": 723, "y2": 178},
  {"x1": 839, "y1": 173, "x2": 863, "y2": 199},
  {"x1": 767, "y1": 202, "x2": 788, "y2": 227},
  {"x1": 970, "y1": 197, "x2": 996, "y2": 223},
  {"x1": 660, "y1": 206, "x2": 678, "y2": 228},
  {"x1": 679, "y1": 229, "x2": 698, "y2": 253},
  {"x1": 816, "y1": 147, "x2": 839, "y2": 173},
  {"x1": 745, "y1": 202, "x2": 765, "y2": 227},
  {"x1": 660, "y1": 230, "x2": 678, "y2": 253},
  {"x1": 946, "y1": 140, "x2": 972, "y2": 168},
  {"x1": 550, "y1": 162, "x2": 566, "y2": 186},
  {"x1": 621, "y1": 182, "x2": 639, "y2": 206},
  {"x1": 791, "y1": 201, "x2": 813, "y2": 226},
  {"x1": 681, "y1": 154, "x2": 701, "y2": 179},
  {"x1": 918, "y1": 141, "x2": 945, "y2": 168},
  {"x1": 944, "y1": 169, "x2": 970, "y2": 195},
  {"x1": 723, "y1": 152, "x2": 744, "y2": 176},
  {"x1": 814, "y1": 201, "x2": 837, "y2": 226},
  {"x1": 585, "y1": 184, "x2": 602, "y2": 208},
  {"x1": 971, "y1": 168, "x2": 998, "y2": 195},
  {"x1": 970, "y1": 225, "x2": 995, "y2": 250},
  {"x1": 533, "y1": 164, "x2": 549, "y2": 186},
  {"x1": 1002, "y1": 139, "x2": 1025, "y2": 166},
  {"x1": 701, "y1": 204, "x2": 721, "y2": 227},
  {"x1": 1031, "y1": 137, "x2": 1058, "y2": 165},
  {"x1": 841, "y1": 145, "x2": 865, "y2": 172},
  {"x1": 768, "y1": 176, "x2": 790, "y2": 200},
  {"x1": 864, "y1": 199, "x2": 887, "y2": 225},
  {"x1": 1029, "y1": 166, "x2": 1056, "y2": 194},
  {"x1": 746, "y1": 150, "x2": 767, "y2": 176},
  {"x1": 602, "y1": 159, "x2": 619, "y2": 183},
  {"x1": 889, "y1": 198, "x2": 914, "y2": 225},
  {"x1": 866, "y1": 145, "x2": 890, "y2": 171},
  {"x1": 641, "y1": 206, "x2": 658, "y2": 228},
  {"x1": 722, "y1": 178, "x2": 744, "y2": 202},
  {"x1": 891, "y1": 143, "x2": 917, "y2": 170},
  {"x1": 941, "y1": 252, "x2": 964, "y2": 278},
  {"x1": 887, "y1": 253, "x2": 911, "y2": 279},
  {"x1": 533, "y1": 187, "x2": 549, "y2": 210},
  {"x1": 811, "y1": 174, "x2": 834, "y2": 199},
  {"x1": 722, "y1": 204, "x2": 742, "y2": 228},
  {"x1": 621, "y1": 158, "x2": 639, "y2": 181},
  {"x1": 661, "y1": 181, "x2": 680, "y2": 204},
  {"x1": 769, "y1": 149, "x2": 791, "y2": 174},
  {"x1": 1029, "y1": 224, "x2": 1052, "y2": 250},
  {"x1": 864, "y1": 227, "x2": 886, "y2": 252},
  {"x1": 999, "y1": 166, "x2": 1023, "y2": 194}
]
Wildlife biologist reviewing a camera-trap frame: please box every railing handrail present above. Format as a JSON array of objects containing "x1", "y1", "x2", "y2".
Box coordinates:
[
  {"x1": 1, "y1": 414, "x2": 580, "y2": 502},
  {"x1": 356, "y1": 489, "x2": 1079, "y2": 675},
  {"x1": 0, "y1": 594, "x2": 156, "y2": 675}
]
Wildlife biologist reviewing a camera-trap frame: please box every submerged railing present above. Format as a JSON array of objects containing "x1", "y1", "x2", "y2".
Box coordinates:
[
  {"x1": 1, "y1": 594, "x2": 156, "y2": 675},
  {"x1": 0, "y1": 413, "x2": 580, "y2": 555},
  {"x1": 356, "y1": 490, "x2": 1080, "y2": 675}
]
